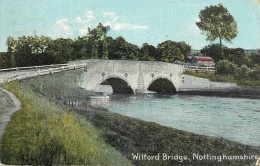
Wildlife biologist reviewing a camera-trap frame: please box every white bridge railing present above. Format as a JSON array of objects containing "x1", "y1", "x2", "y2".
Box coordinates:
[
  {"x1": 0, "y1": 64, "x2": 68, "y2": 72},
  {"x1": 0, "y1": 63, "x2": 87, "y2": 84},
  {"x1": 184, "y1": 65, "x2": 215, "y2": 71}
]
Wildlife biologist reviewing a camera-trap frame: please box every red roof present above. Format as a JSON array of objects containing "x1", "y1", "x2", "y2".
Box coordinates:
[
  {"x1": 189, "y1": 57, "x2": 214, "y2": 62},
  {"x1": 188, "y1": 56, "x2": 214, "y2": 62},
  {"x1": 195, "y1": 57, "x2": 214, "y2": 62}
]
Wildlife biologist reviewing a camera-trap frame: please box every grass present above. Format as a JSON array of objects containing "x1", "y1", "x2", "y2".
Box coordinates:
[
  {"x1": 1, "y1": 81, "x2": 131, "y2": 165},
  {"x1": 1, "y1": 70, "x2": 259, "y2": 165},
  {"x1": 184, "y1": 70, "x2": 260, "y2": 86}
]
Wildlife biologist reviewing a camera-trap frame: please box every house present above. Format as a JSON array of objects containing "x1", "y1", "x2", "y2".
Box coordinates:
[{"x1": 188, "y1": 56, "x2": 215, "y2": 67}]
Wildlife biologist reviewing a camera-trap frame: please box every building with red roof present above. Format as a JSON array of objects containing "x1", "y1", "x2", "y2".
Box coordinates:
[{"x1": 188, "y1": 56, "x2": 215, "y2": 66}]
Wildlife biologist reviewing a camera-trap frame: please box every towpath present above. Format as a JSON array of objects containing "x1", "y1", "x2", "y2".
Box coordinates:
[{"x1": 0, "y1": 86, "x2": 21, "y2": 163}]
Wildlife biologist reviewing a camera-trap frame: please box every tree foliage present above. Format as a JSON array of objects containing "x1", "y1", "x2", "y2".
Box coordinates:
[
  {"x1": 201, "y1": 44, "x2": 223, "y2": 62},
  {"x1": 196, "y1": 4, "x2": 238, "y2": 59},
  {"x1": 249, "y1": 51, "x2": 260, "y2": 67},
  {"x1": 200, "y1": 44, "x2": 251, "y2": 66},
  {"x1": 224, "y1": 48, "x2": 249, "y2": 67},
  {"x1": 5, "y1": 35, "x2": 52, "y2": 67},
  {"x1": 46, "y1": 38, "x2": 74, "y2": 64},
  {"x1": 140, "y1": 43, "x2": 158, "y2": 61},
  {"x1": 87, "y1": 23, "x2": 110, "y2": 59},
  {"x1": 157, "y1": 40, "x2": 191, "y2": 63}
]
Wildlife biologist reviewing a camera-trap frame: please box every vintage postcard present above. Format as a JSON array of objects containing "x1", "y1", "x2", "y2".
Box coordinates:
[{"x1": 0, "y1": 0, "x2": 259, "y2": 165}]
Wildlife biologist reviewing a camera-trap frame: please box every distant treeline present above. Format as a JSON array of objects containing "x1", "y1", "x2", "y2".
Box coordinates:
[
  {"x1": 200, "y1": 44, "x2": 260, "y2": 68},
  {"x1": 0, "y1": 23, "x2": 191, "y2": 69},
  {"x1": 0, "y1": 23, "x2": 259, "y2": 70}
]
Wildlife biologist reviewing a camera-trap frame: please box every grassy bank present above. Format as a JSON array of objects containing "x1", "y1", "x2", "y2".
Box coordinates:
[
  {"x1": 73, "y1": 107, "x2": 259, "y2": 166},
  {"x1": 184, "y1": 70, "x2": 260, "y2": 86},
  {"x1": 2, "y1": 70, "x2": 259, "y2": 165},
  {"x1": 1, "y1": 81, "x2": 131, "y2": 165}
]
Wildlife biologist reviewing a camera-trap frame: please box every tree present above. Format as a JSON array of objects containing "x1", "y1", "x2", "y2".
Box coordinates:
[
  {"x1": 29, "y1": 35, "x2": 51, "y2": 54},
  {"x1": 109, "y1": 36, "x2": 128, "y2": 60},
  {"x1": 140, "y1": 43, "x2": 158, "y2": 61},
  {"x1": 157, "y1": 40, "x2": 191, "y2": 63},
  {"x1": 249, "y1": 50, "x2": 260, "y2": 67},
  {"x1": 196, "y1": 4, "x2": 238, "y2": 59},
  {"x1": 87, "y1": 23, "x2": 110, "y2": 59},
  {"x1": 102, "y1": 40, "x2": 109, "y2": 60},
  {"x1": 5, "y1": 35, "x2": 54, "y2": 67},
  {"x1": 46, "y1": 38, "x2": 74, "y2": 63},
  {"x1": 13, "y1": 36, "x2": 33, "y2": 66},
  {"x1": 224, "y1": 48, "x2": 249, "y2": 67},
  {"x1": 0, "y1": 53, "x2": 3, "y2": 69},
  {"x1": 6, "y1": 36, "x2": 17, "y2": 67}
]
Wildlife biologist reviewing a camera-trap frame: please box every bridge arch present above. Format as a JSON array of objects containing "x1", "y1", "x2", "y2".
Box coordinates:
[
  {"x1": 147, "y1": 76, "x2": 177, "y2": 94},
  {"x1": 96, "y1": 75, "x2": 135, "y2": 94}
]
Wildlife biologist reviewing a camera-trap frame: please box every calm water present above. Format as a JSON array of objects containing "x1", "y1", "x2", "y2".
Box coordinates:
[{"x1": 109, "y1": 94, "x2": 260, "y2": 146}]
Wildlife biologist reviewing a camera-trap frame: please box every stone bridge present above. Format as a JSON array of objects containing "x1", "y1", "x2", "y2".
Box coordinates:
[{"x1": 76, "y1": 60, "x2": 184, "y2": 94}]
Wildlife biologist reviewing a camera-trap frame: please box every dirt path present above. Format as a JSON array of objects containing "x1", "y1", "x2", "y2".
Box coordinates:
[{"x1": 0, "y1": 86, "x2": 21, "y2": 163}]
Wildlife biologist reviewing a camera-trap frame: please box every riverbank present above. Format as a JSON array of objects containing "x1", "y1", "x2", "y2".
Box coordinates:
[
  {"x1": 0, "y1": 82, "x2": 131, "y2": 165},
  {"x1": 179, "y1": 86, "x2": 260, "y2": 99},
  {"x1": 184, "y1": 70, "x2": 260, "y2": 87},
  {"x1": 178, "y1": 73, "x2": 260, "y2": 99},
  {"x1": 1, "y1": 70, "x2": 257, "y2": 165},
  {"x1": 73, "y1": 106, "x2": 259, "y2": 166}
]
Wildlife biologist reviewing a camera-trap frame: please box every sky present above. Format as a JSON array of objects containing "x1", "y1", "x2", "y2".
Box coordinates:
[{"x1": 0, "y1": 0, "x2": 259, "y2": 52}]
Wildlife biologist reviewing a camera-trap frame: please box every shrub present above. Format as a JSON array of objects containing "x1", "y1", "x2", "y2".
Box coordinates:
[
  {"x1": 216, "y1": 60, "x2": 237, "y2": 75},
  {"x1": 239, "y1": 65, "x2": 251, "y2": 77},
  {"x1": 249, "y1": 66, "x2": 260, "y2": 80}
]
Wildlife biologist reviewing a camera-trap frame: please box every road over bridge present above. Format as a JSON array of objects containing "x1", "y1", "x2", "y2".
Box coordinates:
[
  {"x1": 75, "y1": 60, "x2": 184, "y2": 94},
  {"x1": 0, "y1": 59, "x2": 236, "y2": 94}
]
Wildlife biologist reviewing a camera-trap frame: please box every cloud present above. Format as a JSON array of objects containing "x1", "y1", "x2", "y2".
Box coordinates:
[
  {"x1": 103, "y1": 11, "x2": 119, "y2": 22},
  {"x1": 75, "y1": 11, "x2": 149, "y2": 35},
  {"x1": 57, "y1": 18, "x2": 71, "y2": 31},
  {"x1": 57, "y1": 18, "x2": 68, "y2": 25},
  {"x1": 76, "y1": 16, "x2": 88, "y2": 24},
  {"x1": 112, "y1": 23, "x2": 149, "y2": 31},
  {"x1": 195, "y1": 17, "x2": 200, "y2": 23},
  {"x1": 85, "y1": 11, "x2": 95, "y2": 21},
  {"x1": 76, "y1": 11, "x2": 95, "y2": 24},
  {"x1": 113, "y1": 16, "x2": 119, "y2": 22},
  {"x1": 78, "y1": 27, "x2": 89, "y2": 35},
  {"x1": 104, "y1": 21, "x2": 111, "y2": 26},
  {"x1": 103, "y1": 12, "x2": 116, "y2": 17},
  {"x1": 103, "y1": 11, "x2": 149, "y2": 31}
]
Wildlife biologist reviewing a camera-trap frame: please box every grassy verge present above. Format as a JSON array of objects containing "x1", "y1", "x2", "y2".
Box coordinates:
[
  {"x1": 2, "y1": 70, "x2": 259, "y2": 165},
  {"x1": 1, "y1": 81, "x2": 131, "y2": 165},
  {"x1": 184, "y1": 70, "x2": 260, "y2": 86}
]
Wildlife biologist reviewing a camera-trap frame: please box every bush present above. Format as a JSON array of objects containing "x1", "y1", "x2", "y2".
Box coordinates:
[
  {"x1": 216, "y1": 60, "x2": 237, "y2": 75},
  {"x1": 238, "y1": 65, "x2": 251, "y2": 77},
  {"x1": 1, "y1": 82, "x2": 131, "y2": 166},
  {"x1": 249, "y1": 66, "x2": 260, "y2": 80}
]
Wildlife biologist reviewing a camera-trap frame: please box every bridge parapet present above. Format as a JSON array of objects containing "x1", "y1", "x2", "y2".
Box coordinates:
[{"x1": 77, "y1": 60, "x2": 183, "y2": 93}]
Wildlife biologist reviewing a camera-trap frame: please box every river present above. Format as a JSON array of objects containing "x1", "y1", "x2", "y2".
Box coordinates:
[{"x1": 109, "y1": 94, "x2": 260, "y2": 146}]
